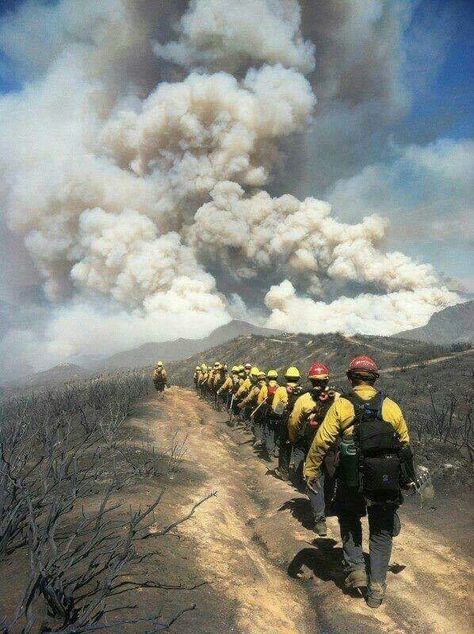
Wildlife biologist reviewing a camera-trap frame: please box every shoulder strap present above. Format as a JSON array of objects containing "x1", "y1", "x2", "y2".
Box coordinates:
[{"x1": 341, "y1": 390, "x2": 385, "y2": 433}]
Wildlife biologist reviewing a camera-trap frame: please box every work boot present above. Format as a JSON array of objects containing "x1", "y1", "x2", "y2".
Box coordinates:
[
  {"x1": 344, "y1": 569, "x2": 368, "y2": 590},
  {"x1": 366, "y1": 582, "x2": 386, "y2": 608},
  {"x1": 314, "y1": 519, "x2": 327, "y2": 537}
]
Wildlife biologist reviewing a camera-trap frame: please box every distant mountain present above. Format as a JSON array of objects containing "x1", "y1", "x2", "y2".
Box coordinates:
[
  {"x1": 16, "y1": 363, "x2": 89, "y2": 389},
  {"x1": 395, "y1": 301, "x2": 474, "y2": 344},
  {"x1": 99, "y1": 320, "x2": 282, "y2": 370}
]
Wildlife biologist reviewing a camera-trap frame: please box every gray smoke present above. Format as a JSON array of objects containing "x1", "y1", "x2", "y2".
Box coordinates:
[{"x1": 0, "y1": 0, "x2": 458, "y2": 378}]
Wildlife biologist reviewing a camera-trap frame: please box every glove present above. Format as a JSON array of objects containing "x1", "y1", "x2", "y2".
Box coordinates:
[{"x1": 306, "y1": 475, "x2": 321, "y2": 494}]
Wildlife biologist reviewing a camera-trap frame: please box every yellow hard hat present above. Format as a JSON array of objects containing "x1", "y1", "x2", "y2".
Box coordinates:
[
  {"x1": 250, "y1": 366, "x2": 260, "y2": 378},
  {"x1": 214, "y1": 361, "x2": 220, "y2": 368},
  {"x1": 157, "y1": 361, "x2": 163, "y2": 367},
  {"x1": 231, "y1": 365, "x2": 239, "y2": 373},
  {"x1": 201, "y1": 364, "x2": 207, "y2": 370},
  {"x1": 285, "y1": 366, "x2": 300, "y2": 380},
  {"x1": 257, "y1": 370, "x2": 266, "y2": 379},
  {"x1": 196, "y1": 365, "x2": 201, "y2": 370},
  {"x1": 267, "y1": 369, "x2": 278, "y2": 379}
]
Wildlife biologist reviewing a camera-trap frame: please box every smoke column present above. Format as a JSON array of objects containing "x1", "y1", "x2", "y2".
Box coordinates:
[{"x1": 0, "y1": 0, "x2": 458, "y2": 377}]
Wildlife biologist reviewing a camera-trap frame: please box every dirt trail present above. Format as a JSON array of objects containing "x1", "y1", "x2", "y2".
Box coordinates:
[{"x1": 145, "y1": 387, "x2": 473, "y2": 634}]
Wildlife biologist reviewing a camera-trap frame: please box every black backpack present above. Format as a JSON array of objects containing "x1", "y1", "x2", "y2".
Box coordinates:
[
  {"x1": 285, "y1": 385, "x2": 305, "y2": 417},
  {"x1": 344, "y1": 391, "x2": 402, "y2": 498}
]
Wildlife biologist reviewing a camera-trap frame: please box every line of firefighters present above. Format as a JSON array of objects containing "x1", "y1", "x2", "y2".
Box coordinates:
[{"x1": 193, "y1": 356, "x2": 418, "y2": 609}]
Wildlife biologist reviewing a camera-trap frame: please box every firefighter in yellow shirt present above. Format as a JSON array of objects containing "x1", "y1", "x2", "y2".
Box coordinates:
[
  {"x1": 288, "y1": 362, "x2": 339, "y2": 536},
  {"x1": 270, "y1": 367, "x2": 303, "y2": 480},
  {"x1": 212, "y1": 363, "x2": 227, "y2": 409},
  {"x1": 236, "y1": 367, "x2": 260, "y2": 424},
  {"x1": 238, "y1": 370, "x2": 266, "y2": 443},
  {"x1": 193, "y1": 365, "x2": 201, "y2": 390},
  {"x1": 261, "y1": 370, "x2": 280, "y2": 458},
  {"x1": 304, "y1": 356, "x2": 415, "y2": 609},
  {"x1": 235, "y1": 366, "x2": 254, "y2": 401},
  {"x1": 217, "y1": 365, "x2": 239, "y2": 410},
  {"x1": 198, "y1": 364, "x2": 208, "y2": 397},
  {"x1": 152, "y1": 362, "x2": 168, "y2": 393}
]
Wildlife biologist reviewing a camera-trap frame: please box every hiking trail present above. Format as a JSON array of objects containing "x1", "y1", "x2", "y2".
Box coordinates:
[{"x1": 136, "y1": 387, "x2": 473, "y2": 634}]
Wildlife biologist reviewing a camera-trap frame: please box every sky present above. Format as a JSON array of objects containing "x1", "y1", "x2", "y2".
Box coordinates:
[{"x1": 0, "y1": 0, "x2": 472, "y2": 379}]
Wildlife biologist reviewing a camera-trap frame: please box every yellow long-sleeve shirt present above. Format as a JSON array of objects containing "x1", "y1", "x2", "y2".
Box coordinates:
[
  {"x1": 153, "y1": 368, "x2": 167, "y2": 382},
  {"x1": 304, "y1": 385, "x2": 410, "y2": 480},
  {"x1": 235, "y1": 377, "x2": 252, "y2": 399},
  {"x1": 213, "y1": 371, "x2": 226, "y2": 389},
  {"x1": 271, "y1": 382, "x2": 300, "y2": 415},
  {"x1": 217, "y1": 375, "x2": 233, "y2": 394},
  {"x1": 258, "y1": 380, "x2": 279, "y2": 404},
  {"x1": 288, "y1": 390, "x2": 340, "y2": 444},
  {"x1": 206, "y1": 370, "x2": 215, "y2": 386},
  {"x1": 239, "y1": 380, "x2": 266, "y2": 408}
]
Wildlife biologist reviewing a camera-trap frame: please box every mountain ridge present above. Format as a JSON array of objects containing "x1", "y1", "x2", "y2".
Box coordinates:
[
  {"x1": 394, "y1": 300, "x2": 474, "y2": 344},
  {"x1": 95, "y1": 320, "x2": 283, "y2": 370}
]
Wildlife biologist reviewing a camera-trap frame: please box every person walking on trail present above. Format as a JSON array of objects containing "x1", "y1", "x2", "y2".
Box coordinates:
[
  {"x1": 205, "y1": 363, "x2": 216, "y2": 400},
  {"x1": 237, "y1": 366, "x2": 260, "y2": 424},
  {"x1": 217, "y1": 365, "x2": 239, "y2": 409},
  {"x1": 198, "y1": 364, "x2": 208, "y2": 397},
  {"x1": 152, "y1": 361, "x2": 168, "y2": 393},
  {"x1": 288, "y1": 362, "x2": 340, "y2": 536},
  {"x1": 213, "y1": 363, "x2": 227, "y2": 409},
  {"x1": 235, "y1": 365, "x2": 254, "y2": 403},
  {"x1": 271, "y1": 367, "x2": 304, "y2": 480},
  {"x1": 228, "y1": 366, "x2": 247, "y2": 421},
  {"x1": 238, "y1": 370, "x2": 266, "y2": 443},
  {"x1": 304, "y1": 356, "x2": 416, "y2": 609},
  {"x1": 193, "y1": 365, "x2": 201, "y2": 390},
  {"x1": 261, "y1": 370, "x2": 280, "y2": 459}
]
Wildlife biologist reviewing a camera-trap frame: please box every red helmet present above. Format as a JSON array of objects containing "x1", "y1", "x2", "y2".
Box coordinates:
[
  {"x1": 348, "y1": 356, "x2": 379, "y2": 377},
  {"x1": 308, "y1": 362, "x2": 329, "y2": 380}
]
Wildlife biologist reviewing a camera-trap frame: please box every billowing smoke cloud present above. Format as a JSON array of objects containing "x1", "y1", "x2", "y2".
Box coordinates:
[{"x1": 0, "y1": 0, "x2": 459, "y2": 379}]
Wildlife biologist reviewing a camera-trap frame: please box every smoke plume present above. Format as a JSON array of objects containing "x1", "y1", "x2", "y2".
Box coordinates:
[{"x1": 0, "y1": 0, "x2": 458, "y2": 378}]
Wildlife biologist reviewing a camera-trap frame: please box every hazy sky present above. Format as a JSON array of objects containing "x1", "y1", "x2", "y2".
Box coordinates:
[{"x1": 0, "y1": 0, "x2": 472, "y2": 378}]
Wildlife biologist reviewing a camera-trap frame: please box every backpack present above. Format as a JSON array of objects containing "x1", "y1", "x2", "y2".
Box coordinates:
[
  {"x1": 285, "y1": 384, "x2": 305, "y2": 417},
  {"x1": 267, "y1": 383, "x2": 279, "y2": 398},
  {"x1": 232, "y1": 376, "x2": 242, "y2": 393},
  {"x1": 342, "y1": 391, "x2": 402, "y2": 498},
  {"x1": 300, "y1": 391, "x2": 335, "y2": 446},
  {"x1": 153, "y1": 368, "x2": 164, "y2": 381}
]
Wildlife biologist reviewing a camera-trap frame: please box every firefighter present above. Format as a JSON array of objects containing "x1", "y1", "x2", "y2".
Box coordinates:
[
  {"x1": 193, "y1": 365, "x2": 201, "y2": 390},
  {"x1": 288, "y1": 362, "x2": 339, "y2": 536},
  {"x1": 261, "y1": 370, "x2": 280, "y2": 458},
  {"x1": 304, "y1": 356, "x2": 415, "y2": 608},
  {"x1": 238, "y1": 370, "x2": 266, "y2": 443},
  {"x1": 152, "y1": 361, "x2": 168, "y2": 393},
  {"x1": 236, "y1": 367, "x2": 260, "y2": 424},
  {"x1": 217, "y1": 365, "x2": 239, "y2": 409},
  {"x1": 198, "y1": 364, "x2": 208, "y2": 397},
  {"x1": 270, "y1": 367, "x2": 303, "y2": 480},
  {"x1": 213, "y1": 363, "x2": 227, "y2": 409}
]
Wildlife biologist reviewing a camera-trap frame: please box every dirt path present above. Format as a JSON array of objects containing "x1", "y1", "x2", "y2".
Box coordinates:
[{"x1": 144, "y1": 387, "x2": 473, "y2": 634}]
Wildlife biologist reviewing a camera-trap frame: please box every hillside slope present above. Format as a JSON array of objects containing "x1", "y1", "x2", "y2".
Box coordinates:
[
  {"x1": 169, "y1": 331, "x2": 456, "y2": 385},
  {"x1": 395, "y1": 300, "x2": 474, "y2": 344},
  {"x1": 19, "y1": 363, "x2": 89, "y2": 388},
  {"x1": 168, "y1": 332, "x2": 474, "y2": 444},
  {"x1": 99, "y1": 320, "x2": 282, "y2": 370}
]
